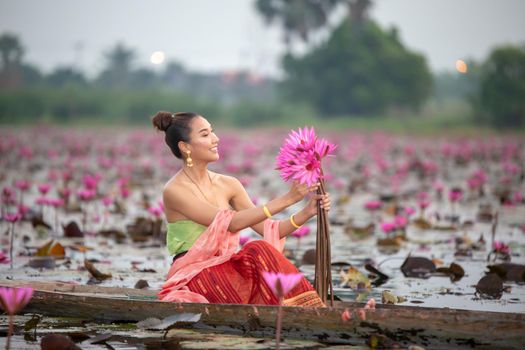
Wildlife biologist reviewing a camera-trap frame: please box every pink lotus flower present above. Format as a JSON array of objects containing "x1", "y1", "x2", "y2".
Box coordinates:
[
  {"x1": 448, "y1": 188, "x2": 463, "y2": 202},
  {"x1": 37, "y1": 183, "x2": 51, "y2": 195},
  {"x1": 148, "y1": 206, "x2": 163, "y2": 218},
  {"x1": 83, "y1": 174, "x2": 101, "y2": 190},
  {"x1": 0, "y1": 287, "x2": 33, "y2": 315},
  {"x1": 48, "y1": 198, "x2": 64, "y2": 208},
  {"x1": 380, "y1": 222, "x2": 396, "y2": 234},
  {"x1": 0, "y1": 286, "x2": 34, "y2": 348},
  {"x1": 394, "y1": 215, "x2": 408, "y2": 229},
  {"x1": 493, "y1": 241, "x2": 510, "y2": 255},
  {"x1": 291, "y1": 226, "x2": 311, "y2": 238},
  {"x1": 364, "y1": 200, "x2": 382, "y2": 211},
  {"x1": 418, "y1": 200, "x2": 430, "y2": 210},
  {"x1": 262, "y1": 271, "x2": 303, "y2": 350},
  {"x1": 276, "y1": 126, "x2": 336, "y2": 186},
  {"x1": 262, "y1": 271, "x2": 303, "y2": 299},
  {"x1": 77, "y1": 189, "x2": 96, "y2": 201},
  {"x1": 404, "y1": 206, "x2": 416, "y2": 216},
  {"x1": 102, "y1": 196, "x2": 113, "y2": 207},
  {"x1": 4, "y1": 213, "x2": 21, "y2": 223},
  {"x1": 2, "y1": 186, "x2": 15, "y2": 204},
  {"x1": 14, "y1": 180, "x2": 30, "y2": 191},
  {"x1": 120, "y1": 187, "x2": 130, "y2": 199},
  {"x1": 0, "y1": 251, "x2": 9, "y2": 264},
  {"x1": 36, "y1": 196, "x2": 50, "y2": 206},
  {"x1": 239, "y1": 235, "x2": 251, "y2": 246}
]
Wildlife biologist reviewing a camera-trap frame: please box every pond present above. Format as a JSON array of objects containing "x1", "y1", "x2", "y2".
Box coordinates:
[{"x1": 1, "y1": 126, "x2": 524, "y2": 348}]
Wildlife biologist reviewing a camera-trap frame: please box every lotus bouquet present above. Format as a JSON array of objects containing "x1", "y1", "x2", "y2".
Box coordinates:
[{"x1": 276, "y1": 126, "x2": 336, "y2": 305}]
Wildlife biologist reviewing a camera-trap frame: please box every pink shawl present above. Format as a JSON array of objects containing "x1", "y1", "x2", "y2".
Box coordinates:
[{"x1": 158, "y1": 209, "x2": 285, "y2": 303}]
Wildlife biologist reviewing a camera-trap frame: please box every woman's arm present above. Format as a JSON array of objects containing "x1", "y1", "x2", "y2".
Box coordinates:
[
  {"x1": 163, "y1": 177, "x2": 317, "y2": 233},
  {"x1": 229, "y1": 177, "x2": 331, "y2": 239}
]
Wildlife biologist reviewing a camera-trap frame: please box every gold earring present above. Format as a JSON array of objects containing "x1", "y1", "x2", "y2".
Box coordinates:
[{"x1": 186, "y1": 150, "x2": 193, "y2": 167}]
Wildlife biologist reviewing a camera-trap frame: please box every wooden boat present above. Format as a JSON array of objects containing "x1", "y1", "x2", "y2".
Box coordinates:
[{"x1": 1, "y1": 279, "x2": 524, "y2": 349}]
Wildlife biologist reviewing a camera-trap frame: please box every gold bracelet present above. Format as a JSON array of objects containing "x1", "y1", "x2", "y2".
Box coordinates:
[
  {"x1": 263, "y1": 205, "x2": 272, "y2": 219},
  {"x1": 290, "y1": 214, "x2": 301, "y2": 229}
]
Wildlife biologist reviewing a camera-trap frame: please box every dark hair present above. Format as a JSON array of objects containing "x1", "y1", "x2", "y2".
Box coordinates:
[{"x1": 151, "y1": 111, "x2": 200, "y2": 159}]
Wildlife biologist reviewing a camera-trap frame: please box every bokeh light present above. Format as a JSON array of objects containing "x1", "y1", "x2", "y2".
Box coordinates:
[
  {"x1": 455, "y1": 59, "x2": 468, "y2": 73},
  {"x1": 150, "y1": 51, "x2": 165, "y2": 65}
]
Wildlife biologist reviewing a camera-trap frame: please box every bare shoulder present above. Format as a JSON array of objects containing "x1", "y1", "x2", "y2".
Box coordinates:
[
  {"x1": 210, "y1": 171, "x2": 242, "y2": 190},
  {"x1": 163, "y1": 173, "x2": 190, "y2": 200}
]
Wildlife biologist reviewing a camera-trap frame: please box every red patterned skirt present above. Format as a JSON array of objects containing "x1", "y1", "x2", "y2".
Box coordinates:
[{"x1": 184, "y1": 240, "x2": 324, "y2": 307}]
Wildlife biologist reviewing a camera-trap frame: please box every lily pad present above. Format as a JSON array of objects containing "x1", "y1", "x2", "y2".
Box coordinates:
[
  {"x1": 476, "y1": 273, "x2": 503, "y2": 299},
  {"x1": 401, "y1": 256, "x2": 436, "y2": 278},
  {"x1": 487, "y1": 263, "x2": 525, "y2": 282}
]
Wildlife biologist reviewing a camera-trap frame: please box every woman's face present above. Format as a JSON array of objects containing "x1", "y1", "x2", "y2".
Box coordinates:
[{"x1": 186, "y1": 116, "x2": 220, "y2": 163}]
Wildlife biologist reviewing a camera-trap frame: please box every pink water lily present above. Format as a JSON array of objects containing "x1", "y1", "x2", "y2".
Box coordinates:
[
  {"x1": 102, "y1": 196, "x2": 113, "y2": 207},
  {"x1": 262, "y1": 271, "x2": 303, "y2": 299},
  {"x1": 14, "y1": 180, "x2": 30, "y2": 191},
  {"x1": 492, "y1": 241, "x2": 510, "y2": 255},
  {"x1": 4, "y1": 213, "x2": 21, "y2": 223},
  {"x1": 394, "y1": 215, "x2": 408, "y2": 229},
  {"x1": 0, "y1": 287, "x2": 34, "y2": 349},
  {"x1": 0, "y1": 251, "x2": 9, "y2": 264},
  {"x1": 0, "y1": 287, "x2": 34, "y2": 315},
  {"x1": 380, "y1": 222, "x2": 397, "y2": 234},
  {"x1": 261, "y1": 271, "x2": 304, "y2": 350},
  {"x1": 37, "y1": 183, "x2": 51, "y2": 195},
  {"x1": 291, "y1": 225, "x2": 311, "y2": 238},
  {"x1": 404, "y1": 206, "x2": 416, "y2": 216},
  {"x1": 448, "y1": 188, "x2": 463, "y2": 202},
  {"x1": 364, "y1": 200, "x2": 382, "y2": 211},
  {"x1": 239, "y1": 235, "x2": 251, "y2": 246},
  {"x1": 77, "y1": 189, "x2": 96, "y2": 201},
  {"x1": 276, "y1": 126, "x2": 336, "y2": 186},
  {"x1": 148, "y1": 205, "x2": 163, "y2": 218}
]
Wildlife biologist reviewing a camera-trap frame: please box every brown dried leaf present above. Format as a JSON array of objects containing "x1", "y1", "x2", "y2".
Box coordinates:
[
  {"x1": 84, "y1": 259, "x2": 112, "y2": 280},
  {"x1": 35, "y1": 240, "x2": 65, "y2": 258}
]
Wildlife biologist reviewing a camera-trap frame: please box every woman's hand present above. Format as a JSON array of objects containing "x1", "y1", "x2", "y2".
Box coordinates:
[
  {"x1": 304, "y1": 191, "x2": 331, "y2": 217},
  {"x1": 287, "y1": 181, "x2": 319, "y2": 204}
]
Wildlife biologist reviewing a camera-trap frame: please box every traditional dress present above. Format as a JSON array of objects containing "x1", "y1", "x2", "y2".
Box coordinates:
[{"x1": 158, "y1": 210, "x2": 324, "y2": 307}]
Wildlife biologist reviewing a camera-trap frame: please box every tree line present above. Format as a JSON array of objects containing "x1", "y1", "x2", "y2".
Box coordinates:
[{"x1": 1, "y1": 0, "x2": 523, "y2": 128}]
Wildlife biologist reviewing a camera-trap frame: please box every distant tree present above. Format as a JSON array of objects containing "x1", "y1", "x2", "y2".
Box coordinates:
[
  {"x1": 255, "y1": 0, "x2": 340, "y2": 49},
  {"x1": 473, "y1": 45, "x2": 525, "y2": 128},
  {"x1": 433, "y1": 62, "x2": 480, "y2": 104},
  {"x1": 129, "y1": 68, "x2": 158, "y2": 88},
  {"x1": 20, "y1": 63, "x2": 43, "y2": 86},
  {"x1": 0, "y1": 33, "x2": 24, "y2": 88},
  {"x1": 161, "y1": 61, "x2": 188, "y2": 88},
  {"x1": 255, "y1": 0, "x2": 372, "y2": 49},
  {"x1": 97, "y1": 42, "x2": 136, "y2": 87},
  {"x1": 281, "y1": 19, "x2": 432, "y2": 116},
  {"x1": 46, "y1": 66, "x2": 87, "y2": 87}
]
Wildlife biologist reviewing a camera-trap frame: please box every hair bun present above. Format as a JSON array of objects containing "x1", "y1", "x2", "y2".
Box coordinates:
[{"x1": 151, "y1": 111, "x2": 174, "y2": 132}]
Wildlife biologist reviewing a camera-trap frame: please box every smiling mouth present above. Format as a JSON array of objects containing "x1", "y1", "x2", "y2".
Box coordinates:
[{"x1": 210, "y1": 146, "x2": 219, "y2": 153}]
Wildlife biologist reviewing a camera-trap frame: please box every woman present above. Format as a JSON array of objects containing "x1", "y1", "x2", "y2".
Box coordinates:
[{"x1": 152, "y1": 111, "x2": 330, "y2": 307}]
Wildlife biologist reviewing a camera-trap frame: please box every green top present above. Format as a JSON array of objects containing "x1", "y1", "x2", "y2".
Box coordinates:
[{"x1": 166, "y1": 220, "x2": 207, "y2": 255}]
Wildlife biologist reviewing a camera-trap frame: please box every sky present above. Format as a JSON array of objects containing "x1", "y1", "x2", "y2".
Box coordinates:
[{"x1": 1, "y1": 0, "x2": 524, "y2": 78}]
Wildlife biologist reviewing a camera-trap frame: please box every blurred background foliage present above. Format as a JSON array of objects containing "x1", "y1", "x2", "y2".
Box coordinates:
[{"x1": 0, "y1": 0, "x2": 524, "y2": 130}]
